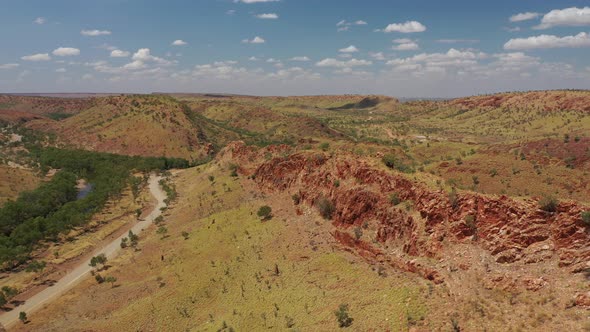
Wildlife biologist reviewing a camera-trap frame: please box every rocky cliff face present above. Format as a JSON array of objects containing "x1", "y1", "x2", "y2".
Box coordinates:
[{"x1": 219, "y1": 141, "x2": 590, "y2": 287}]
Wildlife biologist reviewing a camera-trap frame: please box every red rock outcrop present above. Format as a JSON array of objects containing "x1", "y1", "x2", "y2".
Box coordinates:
[{"x1": 221, "y1": 142, "x2": 590, "y2": 281}]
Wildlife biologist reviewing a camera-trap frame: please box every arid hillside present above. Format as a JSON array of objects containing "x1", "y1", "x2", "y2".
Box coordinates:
[{"x1": 25, "y1": 95, "x2": 216, "y2": 161}]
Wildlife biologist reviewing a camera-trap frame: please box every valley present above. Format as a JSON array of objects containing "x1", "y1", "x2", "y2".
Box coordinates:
[{"x1": 0, "y1": 90, "x2": 588, "y2": 331}]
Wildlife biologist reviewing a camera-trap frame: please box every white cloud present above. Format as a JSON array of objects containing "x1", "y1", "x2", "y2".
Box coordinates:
[
  {"x1": 339, "y1": 45, "x2": 359, "y2": 53},
  {"x1": 110, "y1": 49, "x2": 130, "y2": 57},
  {"x1": 172, "y1": 39, "x2": 187, "y2": 46},
  {"x1": 234, "y1": 0, "x2": 279, "y2": 3},
  {"x1": 510, "y1": 12, "x2": 540, "y2": 22},
  {"x1": 316, "y1": 58, "x2": 372, "y2": 68},
  {"x1": 386, "y1": 48, "x2": 486, "y2": 72},
  {"x1": 131, "y1": 48, "x2": 170, "y2": 64},
  {"x1": 504, "y1": 32, "x2": 590, "y2": 50},
  {"x1": 255, "y1": 13, "x2": 278, "y2": 19},
  {"x1": 226, "y1": 9, "x2": 236, "y2": 15},
  {"x1": 82, "y1": 74, "x2": 94, "y2": 80},
  {"x1": 55, "y1": 68, "x2": 67, "y2": 73},
  {"x1": 535, "y1": 7, "x2": 590, "y2": 29},
  {"x1": 21, "y1": 53, "x2": 51, "y2": 61},
  {"x1": 0, "y1": 63, "x2": 19, "y2": 69},
  {"x1": 242, "y1": 36, "x2": 266, "y2": 44},
  {"x1": 248, "y1": 56, "x2": 260, "y2": 61},
  {"x1": 290, "y1": 56, "x2": 310, "y2": 61},
  {"x1": 81, "y1": 29, "x2": 111, "y2": 36},
  {"x1": 336, "y1": 19, "x2": 368, "y2": 32},
  {"x1": 383, "y1": 21, "x2": 426, "y2": 33},
  {"x1": 393, "y1": 42, "x2": 419, "y2": 51},
  {"x1": 369, "y1": 52, "x2": 386, "y2": 60},
  {"x1": 33, "y1": 17, "x2": 46, "y2": 24},
  {"x1": 52, "y1": 47, "x2": 80, "y2": 56}
]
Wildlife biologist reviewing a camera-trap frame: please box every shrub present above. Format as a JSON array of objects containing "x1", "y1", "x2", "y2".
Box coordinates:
[
  {"x1": 382, "y1": 154, "x2": 414, "y2": 173},
  {"x1": 257, "y1": 205, "x2": 272, "y2": 220},
  {"x1": 465, "y1": 214, "x2": 477, "y2": 232},
  {"x1": 334, "y1": 304, "x2": 353, "y2": 328},
  {"x1": 354, "y1": 227, "x2": 363, "y2": 240},
  {"x1": 89, "y1": 254, "x2": 107, "y2": 270},
  {"x1": 581, "y1": 211, "x2": 590, "y2": 226},
  {"x1": 291, "y1": 193, "x2": 301, "y2": 205},
  {"x1": 539, "y1": 195, "x2": 558, "y2": 213},
  {"x1": 489, "y1": 169, "x2": 498, "y2": 177},
  {"x1": 19, "y1": 311, "x2": 27, "y2": 324},
  {"x1": 319, "y1": 142, "x2": 330, "y2": 151},
  {"x1": 448, "y1": 189, "x2": 459, "y2": 209},
  {"x1": 316, "y1": 196, "x2": 335, "y2": 220},
  {"x1": 389, "y1": 192, "x2": 401, "y2": 205}
]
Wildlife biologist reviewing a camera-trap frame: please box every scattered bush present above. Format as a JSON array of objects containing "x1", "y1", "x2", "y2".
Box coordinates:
[
  {"x1": 581, "y1": 211, "x2": 590, "y2": 226},
  {"x1": 539, "y1": 195, "x2": 559, "y2": 213},
  {"x1": 89, "y1": 254, "x2": 107, "y2": 270},
  {"x1": 291, "y1": 193, "x2": 301, "y2": 205},
  {"x1": 319, "y1": 142, "x2": 330, "y2": 151},
  {"x1": 448, "y1": 189, "x2": 459, "y2": 209},
  {"x1": 389, "y1": 192, "x2": 401, "y2": 205},
  {"x1": 382, "y1": 154, "x2": 414, "y2": 173},
  {"x1": 316, "y1": 196, "x2": 335, "y2": 220},
  {"x1": 257, "y1": 205, "x2": 272, "y2": 220},
  {"x1": 354, "y1": 227, "x2": 363, "y2": 240},
  {"x1": 334, "y1": 304, "x2": 353, "y2": 328}
]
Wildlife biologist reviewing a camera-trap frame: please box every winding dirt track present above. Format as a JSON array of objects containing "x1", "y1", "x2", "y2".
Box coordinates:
[{"x1": 0, "y1": 175, "x2": 165, "y2": 330}]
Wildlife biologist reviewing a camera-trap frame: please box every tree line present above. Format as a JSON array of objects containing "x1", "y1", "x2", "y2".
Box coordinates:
[{"x1": 0, "y1": 147, "x2": 190, "y2": 269}]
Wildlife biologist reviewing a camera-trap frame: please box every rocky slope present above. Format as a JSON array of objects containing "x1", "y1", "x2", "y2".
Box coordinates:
[{"x1": 221, "y1": 141, "x2": 590, "y2": 287}]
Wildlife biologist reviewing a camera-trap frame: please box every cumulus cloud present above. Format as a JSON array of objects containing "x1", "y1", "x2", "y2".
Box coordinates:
[
  {"x1": 504, "y1": 32, "x2": 590, "y2": 50},
  {"x1": 33, "y1": 17, "x2": 46, "y2": 24},
  {"x1": 534, "y1": 7, "x2": 590, "y2": 29},
  {"x1": 242, "y1": 36, "x2": 266, "y2": 44},
  {"x1": 81, "y1": 29, "x2": 111, "y2": 36},
  {"x1": 382, "y1": 21, "x2": 426, "y2": 33},
  {"x1": 386, "y1": 48, "x2": 486, "y2": 73},
  {"x1": 21, "y1": 53, "x2": 51, "y2": 61},
  {"x1": 0, "y1": 63, "x2": 19, "y2": 69},
  {"x1": 369, "y1": 52, "x2": 386, "y2": 60},
  {"x1": 316, "y1": 58, "x2": 372, "y2": 68},
  {"x1": 339, "y1": 45, "x2": 359, "y2": 53},
  {"x1": 110, "y1": 49, "x2": 130, "y2": 57},
  {"x1": 131, "y1": 48, "x2": 170, "y2": 64},
  {"x1": 55, "y1": 68, "x2": 67, "y2": 73},
  {"x1": 290, "y1": 56, "x2": 310, "y2": 61},
  {"x1": 393, "y1": 42, "x2": 419, "y2": 51},
  {"x1": 336, "y1": 19, "x2": 368, "y2": 31},
  {"x1": 255, "y1": 13, "x2": 278, "y2": 19},
  {"x1": 510, "y1": 12, "x2": 540, "y2": 22},
  {"x1": 172, "y1": 39, "x2": 187, "y2": 46},
  {"x1": 52, "y1": 47, "x2": 80, "y2": 56}
]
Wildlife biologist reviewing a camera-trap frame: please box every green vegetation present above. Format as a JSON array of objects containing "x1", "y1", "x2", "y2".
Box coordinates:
[
  {"x1": 19, "y1": 311, "x2": 27, "y2": 324},
  {"x1": 581, "y1": 211, "x2": 590, "y2": 226},
  {"x1": 539, "y1": 195, "x2": 559, "y2": 213},
  {"x1": 316, "y1": 195, "x2": 335, "y2": 220},
  {"x1": 335, "y1": 304, "x2": 353, "y2": 328},
  {"x1": 257, "y1": 205, "x2": 272, "y2": 220},
  {"x1": 382, "y1": 153, "x2": 414, "y2": 173},
  {"x1": 0, "y1": 147, "x2": 189, "y2": 268},
  {"x1": 89, "y1": 253, "x2": 107, "y2": 270},
  {"x1": 389, "y1": 192, "x2": 401, "y2": 205}
]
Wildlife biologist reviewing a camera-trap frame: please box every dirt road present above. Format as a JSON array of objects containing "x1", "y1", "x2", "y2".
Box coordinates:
[{"x1": 0, "y1": 175, "x2": 166, "y2": 330}]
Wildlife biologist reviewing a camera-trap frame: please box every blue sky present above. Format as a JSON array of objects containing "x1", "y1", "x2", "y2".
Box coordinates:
[{"x1": 0, "y1": 0, "x2": 589, "y2": 97}]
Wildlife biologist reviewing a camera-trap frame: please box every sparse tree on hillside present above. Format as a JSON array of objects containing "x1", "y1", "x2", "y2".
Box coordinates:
[
  {"x1": 18, "y1": 311, "x2": 27, "y2": 324},
  {"x1": 105, "y1": 276, "x2": 117, "y2": 288},
  {"x1": 334, "y1": 304, "x2": 353, "y2": 328},
  {"x1": 257, "y1": 206, "x2": 272, "y2": 220},
  {"x1": 89, "y1": 253, "x2": 107, "y2": 270}
]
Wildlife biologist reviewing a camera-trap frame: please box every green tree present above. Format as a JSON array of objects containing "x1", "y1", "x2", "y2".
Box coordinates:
[
  {"x1": 89, "y1": 253, "x2": 107, "y2": 270},
  {"x1": 19, "y1": 311, "x2": 27, "y2": 324},
  {"x1": 257, "y1": 206, "x2": 272, "y2": 220},
  {"x1": 157, "y1": 226, "x2": 168, "y2": 239},
  {"x1": 334, "y1": 304, "x2": 353, "y2": 328},
  {"x1": 104, "y1": 276, "x2": 117, "y2": 288}
]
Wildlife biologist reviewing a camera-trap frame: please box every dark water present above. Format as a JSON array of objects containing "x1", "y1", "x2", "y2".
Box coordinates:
[{"x1": 76, "y1": 183, "x2": 94, "y2": 200}]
